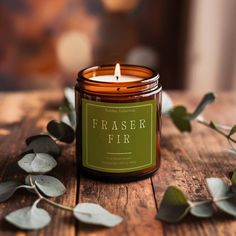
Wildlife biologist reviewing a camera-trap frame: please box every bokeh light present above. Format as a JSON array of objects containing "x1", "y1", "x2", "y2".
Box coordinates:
[
  {"x1": 125, "y1": 46, "x2": 159, "y2": 68},
  {"x1": 56, "y1": 31, "x2": 92, "y2": 74},
  {"x1": 101, "y1": 0, "x2": 141, "y2": 12}
]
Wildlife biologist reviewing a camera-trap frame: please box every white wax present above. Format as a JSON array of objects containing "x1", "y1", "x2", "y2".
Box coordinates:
[{"x1": 90, "y1": 75, "x2": 142, "y2": 83}]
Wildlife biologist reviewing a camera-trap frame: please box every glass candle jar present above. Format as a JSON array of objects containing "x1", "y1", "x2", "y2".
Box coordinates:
[{"x1": 75, "y1": 64, "x2": 162, "y2": 182}]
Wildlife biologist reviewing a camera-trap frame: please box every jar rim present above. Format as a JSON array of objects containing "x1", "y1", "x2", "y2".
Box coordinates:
[{"x1": 76, "y1": 64, "x2": 160, "y2": 96}]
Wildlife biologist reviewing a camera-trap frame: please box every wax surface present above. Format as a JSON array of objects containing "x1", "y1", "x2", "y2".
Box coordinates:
[{"x1": 90, "y1": 75, "x2": 142, "y2": 83}]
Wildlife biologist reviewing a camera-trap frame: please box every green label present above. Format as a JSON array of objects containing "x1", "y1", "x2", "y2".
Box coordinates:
[{"x1": 82, "y1": 99, "x2": 157, "y2": 173}]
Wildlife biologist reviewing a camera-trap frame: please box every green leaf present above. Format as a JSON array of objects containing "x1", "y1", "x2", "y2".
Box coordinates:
[
  {"x1": 215, "y1": 195, "x2": 236, "y2": 217},
  {"x1": 230, "y1": 171, "x2": 236, "y2": 193},
  {"x1": 156, "y1": 186, "x2": 190, "y2": 223},
  {"x1": 231, "y1": 171, "x2": 236, "y2": 185},
  {"x1": 47, "y1": 120, "x2": 75, "y2": 143},
  {"x1": 73, "y1": 203, "x2": 123, "y2": 227},
  {"x1": 18, "y1": 153, "x2": 57, "y2": 174},
  {"x1": 189, "y1": 93, "x2": 216, "y2": 120},
  {"x1": 25, "y1": 175, "x2": 66, "y2": 197},
  {"x1": 190, "y1": 201, "x2": 214, "y2": 218},
  {"x1": 5, "y1": 199, "x2": 51, "y2": 230},
  {"x1": 206, "y1": 178, "x2": 230, "y2": 198},
  {"x1": 169, "y1": 106, "x2": 191, "y2": 132},
  {"x1": 162, "y1": 91, "x2": 173, "y2": 115},
  {"x1": 228, "y1": 125, "x2": 236, "y2": 137},
  {"x1": 26, "y1": 135, "x2": 61, "y2": 158},
  {"x1": 0, "y1": 181, "x2": 21, "y2": 202}
]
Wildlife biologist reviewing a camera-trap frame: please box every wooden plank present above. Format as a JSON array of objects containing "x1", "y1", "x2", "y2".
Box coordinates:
[
  {"x1": 152, "y1": 92, "x2": 236, "y2": 236},
  {"x1": 78, "y1": 177, "x2": 163, "y2": 236},
  {"x1": 0, "y1": 91, "x2": 77, "y2": 236},
  {"x1": 1, "y1": 91, "x2": 236, "y2": 236}
]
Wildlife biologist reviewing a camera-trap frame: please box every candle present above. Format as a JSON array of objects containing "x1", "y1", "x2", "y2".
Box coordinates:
[
  {"x1": 75, "y1": 64, "x2": 162, "y2": 182},
  {"x1": 91, "y1": 64, "x2": 142, "y2": 82}
]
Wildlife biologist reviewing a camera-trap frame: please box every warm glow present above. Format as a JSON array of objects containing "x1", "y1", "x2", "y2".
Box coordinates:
[
  {"x1": 57, "y1": 31, "x2": 92, "y2": 74},
  {"x1": 114, "y1": 63, "x2": 121, "y2": 79},
  {"x1": 102, "y1": 0, "x2": 141, "y2": 12}
]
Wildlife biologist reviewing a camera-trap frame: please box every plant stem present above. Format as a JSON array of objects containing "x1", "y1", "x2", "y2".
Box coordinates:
[
  {"x1": 42, "y1": 197, "x2": 73, "y2": 211},
  {"x1": 228, "y1": 139, "x2": 236, "y2": 152},
  {"x1": 196, "y1": 120, "x2": 236, "y2": 144},
  {"x1": 16, "y1": 185, "x2": 34, "y2": 190},
  {"x1": 214, "y1": 195, "x2": 235, "y2": 202},
  {"x1": 28, "y1": 175, "x2": 73, "y2": 212},
  {"x1": 188, "y1": 194, "x2": 236, "y2": 208},
  {"x1": 188, "y1": 199, "x2": 212, "y2": 207}
]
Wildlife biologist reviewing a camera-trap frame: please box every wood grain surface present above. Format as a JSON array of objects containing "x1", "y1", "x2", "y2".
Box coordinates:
[{"x1": 0, "y1": 91, "x2": 236, "y2": 236}]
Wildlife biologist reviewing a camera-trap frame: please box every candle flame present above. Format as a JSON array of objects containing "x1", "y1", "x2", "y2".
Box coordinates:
[{"x1": 114, "y1": 63, "x2": 121, "y2": 80}]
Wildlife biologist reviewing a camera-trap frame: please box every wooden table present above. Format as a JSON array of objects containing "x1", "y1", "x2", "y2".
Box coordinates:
[{"x1": 0, "y1": 91, "x2": 236, "y2": 236}]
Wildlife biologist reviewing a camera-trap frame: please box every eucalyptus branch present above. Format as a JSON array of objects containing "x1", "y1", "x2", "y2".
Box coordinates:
[
  {"x1": 16, "y1": 185, "x2": 35, "y2": 190},
  {"x1": 228, "y1": 139, "x2": 236, "y2": 152},
  {"x1": 188, "y1": 193, "x2": 236, "y2": 208},
  {"x1": 214, "y1": 195, "x2": 235, "y2": 202},
  {"x1": 0, "y1": 87, "x2": 122, "y2": 230},
  {"x1": 157, "y1": 177, "x2": 236, "y2": 223},
  {"x1": 28, "y1": 175, "x2": 73, "y2": 212},
  {"x1": 42, "y1": 197, "x2": 74, "y2": 212},
  {"x1": 166, "y1": 92, "x2": 236, "y2": 151},
  {"x1": 196, "y1": 120, "x2": 236, "y2": 144},
  {"x1": 188, "y1": 199, "x2": 212, "y2": 208}
]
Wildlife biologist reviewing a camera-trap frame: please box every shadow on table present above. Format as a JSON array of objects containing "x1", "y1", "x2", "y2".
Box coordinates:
[
  {"x1": 78, "y1": 222, "x2": 110, "y2": 233},
  {"x1": 162, "y1": 213, "x2": 235, "y2": 232}
]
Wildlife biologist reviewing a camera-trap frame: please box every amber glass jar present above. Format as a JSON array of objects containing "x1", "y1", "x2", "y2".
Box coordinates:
[{"x1": 75, "y1": 64, "x2": 161, "y2": 182}]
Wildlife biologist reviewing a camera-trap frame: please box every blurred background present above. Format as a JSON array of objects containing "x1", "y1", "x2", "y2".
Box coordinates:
[{"x1": 0, "y1": 0, "x2": 235, "y2": 91}]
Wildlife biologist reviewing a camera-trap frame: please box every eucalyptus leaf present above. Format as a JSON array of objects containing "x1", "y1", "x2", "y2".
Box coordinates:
[
  {"x1": 215, "y1": 195, "x2": 236, "y2": 217},
  {"x1": 47, "y1": 120, "x2": 75, "y2": 143},
  {"x1": 0, "y1": 181, "x2": 21, "y2": 202},
  {"x1": 231, "y1": 171, "x2": 236, "y2": 185},
  {"x1": 224, "y1": 147, "x2": 236, "y2": 156},
  {"x1": 189, "y1": 93, "x2": 216, "y2": 120},
  {"x1": 206, "y1": 178, "x2": 230, "y2": 198},
  {"x1": 25, "y1": 175, "x2": 66, "y2": 197},
  {"x1": 162, "y1": 91, "x2": 173, "y2": 115},
  {"x1": 214, "y1": 123, "x2": 232, "y2": 132},
  {"x1": 230, "y1": 171, "x2": 236, "y2": 193},
  {"x1": 18, "y1": 153, "x2": 57, "y2": 174},
  {"x1": 59, "y1": 100, "x2": 76, "y2": 129},
  {"x1": 5, "y1": 199, "x2": 51, "y2": 230},
  {"x1": 67, "y1": 110, "x2": 76, "y2": 129},
  {"x1": 169, "y1": 106, "x2": 191, "y2": 132},
  {"x1": 61, "y1": 114, "x2": 73, "y2": 128},
  {"x1": 26, "y1": 134, "x2": 61, "y2": 158},
  {"x1": 190, "y1": 201, "x2": 214, "y2": 218},
  {"x1": 206, "y1": 179, "x2": 236, "y2": 216},
  {"x1": 64, "y1": 87, "x2": 75, "y2": 109},
  {"x1": 73, "y1": 203, "x2": 123, "y2": 227},
  {"x1": 228, "y1": 125, "x2": 236, "y2": 137},
  {"x1": 156, "y1": 186, "x2": 190, "y2": 223}
]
